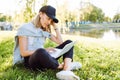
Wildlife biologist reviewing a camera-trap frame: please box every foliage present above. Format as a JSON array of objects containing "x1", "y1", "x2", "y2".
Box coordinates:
[
  {"x1": 113, "y1": 13, "x2": 120, "y2": 22},
  {"x1": 113, "y1": 13, "x2": 120, "y2": 20},
  {"x1": 57, "y1": 0, "x2": 78, "y2": 23},
  {"x1": 1, "y1": 0, "x2": 112, "y2": 25},
  {"x1": 22, "y1": 0, "x2": 49, "y2": 22},
  {"x1": 12, "y1": 0, "x2": 48, "y2": 24},
  {"x1": 42, "y1": 0, "x2": 48, "y2": 6},
  {"x1": 0, "y1": 13, "x2": 12, "y2": 22},
  {"x1": 82, "y1": 4, "x2": 105, "y2": 23},
  {"x1": 104, "y1": 16, "x2": 111, "y2": 22},
  {"x1": 0, "y1": 33, "x2": 120, "y2": 80},
  {"x1": 0, "y1": 15, "x2": 6, "y2": 22},
  {"x1": 22, "y1": 0, "x2": 36, "y2": 22}
]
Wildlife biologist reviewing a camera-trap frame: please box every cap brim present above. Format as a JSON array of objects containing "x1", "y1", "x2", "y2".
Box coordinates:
[{"x1": 46, "y1": 14, "x2": 59, "y2": 23}]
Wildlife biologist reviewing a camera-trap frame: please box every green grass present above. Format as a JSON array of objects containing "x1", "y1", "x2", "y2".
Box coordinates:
[{"x1": 0, "y1": 31, "x2": 120, "y2": 80}]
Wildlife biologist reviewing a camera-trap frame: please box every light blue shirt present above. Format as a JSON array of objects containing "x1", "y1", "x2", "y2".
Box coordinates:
[{"x1": 13, "y1": 22, "x2": 51, "y2": 64}]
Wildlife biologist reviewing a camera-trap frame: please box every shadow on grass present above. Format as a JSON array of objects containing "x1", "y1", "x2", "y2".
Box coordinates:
[{"x1": 0, "y1": 61, "x2": 59, "y2": 80}]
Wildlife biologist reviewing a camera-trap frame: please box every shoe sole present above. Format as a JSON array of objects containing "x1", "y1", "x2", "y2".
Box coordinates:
[{"x1": 56, "y1": 73, "x2": 80, "y2": 80}]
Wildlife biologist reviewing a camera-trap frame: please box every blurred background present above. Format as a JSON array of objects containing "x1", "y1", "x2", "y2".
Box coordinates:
[{"x1": 0, "y1": 0, "x2": 120, "y2": 40}]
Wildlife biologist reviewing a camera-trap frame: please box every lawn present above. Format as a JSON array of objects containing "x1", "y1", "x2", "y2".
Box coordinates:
[{"x1": 0, "y1": 31, "x2": 120, "y2": 80}]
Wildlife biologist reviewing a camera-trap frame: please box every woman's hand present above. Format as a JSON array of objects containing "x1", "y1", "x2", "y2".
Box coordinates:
[{"x1": 51, "y1": 21, "x2": 57, "y2": 29}]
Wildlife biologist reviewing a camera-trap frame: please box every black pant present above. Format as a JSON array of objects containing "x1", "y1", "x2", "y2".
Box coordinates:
[{"x1": 24, "y1": 40, "x2": 74, "y2": 71}]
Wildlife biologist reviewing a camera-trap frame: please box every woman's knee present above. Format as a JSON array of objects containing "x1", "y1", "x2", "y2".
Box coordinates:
[
  {"x1": 29, "y1": 48, "x2": 48, "y2": 69},
  {"x1": 29, "y1": 48, "x2": 47, "y2": 61},
  {"x1": 33, "y1": 48, "x2": 47, "y2": 57},
  {"x1": 35, "y1": 48, "x2": 46, "y2": 54}
]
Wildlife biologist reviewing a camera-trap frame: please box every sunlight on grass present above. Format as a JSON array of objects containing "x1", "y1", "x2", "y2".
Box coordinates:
[
  {"x1": 0, "y1": 31, "x2": 16, "y2": 42},
  {"x1": 62, "y1": 34, "x2": 120, "y2": 49}
]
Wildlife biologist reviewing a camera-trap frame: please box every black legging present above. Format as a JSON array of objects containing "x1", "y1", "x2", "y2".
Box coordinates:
[{"x1": 24, "y1": 40, "x2": 74, "y2": 71}]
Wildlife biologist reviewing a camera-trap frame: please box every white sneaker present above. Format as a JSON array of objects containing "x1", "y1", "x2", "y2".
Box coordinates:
[
  {"x1": 70, "y1": 62, "x2": 82, "y2": 71},
  {"x1": 56, "y1": 70, "x2": 80, "y2": 80}
]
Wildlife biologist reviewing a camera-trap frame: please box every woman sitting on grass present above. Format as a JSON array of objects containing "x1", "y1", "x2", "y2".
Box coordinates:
[{"x1": 13, "y1": 5, "x2": 82, "y2": 80}]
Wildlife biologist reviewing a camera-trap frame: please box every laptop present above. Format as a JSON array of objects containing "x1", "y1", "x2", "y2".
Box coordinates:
[{"x1": 49, "y1": 41, "x2": 76, "y2": 58}]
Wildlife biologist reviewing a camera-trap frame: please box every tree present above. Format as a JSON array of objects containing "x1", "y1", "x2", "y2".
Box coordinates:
[
  {"x1": 42, "y1": 0, "x2": 48, "y2": 6},
  {"x1": 57, "y1": 0, "x2": 77, "y2": 23},
  {"x1": 89, "y1": 10, "x2": 97, "y2": 23},
  {"x1": 22, "y1": 0, "x2": 36, "y2": 22},
  {"x1": 0, "y1": 13, "x2": 12, "y2": 22},
  {"x1": 81, "y1": 3, "x2": 105, "y2": 23},
  {"x1": 88, "y1": 5, "x2": 104, "y2": 23},
  {"x1": 97, "y1": 8, "x2": 104, "y2": 23},
  {"x1": 0, "y1": 15, "x2": 6, "y2": 22},
  {"x1": 113, "y1": 13, "x2": 120, "y2": 22},
  {"x1": 57, "y1": 0, "x2": 69, "y2": 23},
  {"x1": 104, "y1": 16, "x2": 111, "y2": 22}
]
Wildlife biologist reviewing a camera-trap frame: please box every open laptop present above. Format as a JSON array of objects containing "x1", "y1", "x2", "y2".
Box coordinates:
[{"x1": 49, "y1": 41, "x2": 76, "y2": 58}]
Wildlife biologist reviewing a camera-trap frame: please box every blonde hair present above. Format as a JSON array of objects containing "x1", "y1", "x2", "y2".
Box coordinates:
[{"x1": 31, "y1": 13, "x2": 51, "y2": 32}]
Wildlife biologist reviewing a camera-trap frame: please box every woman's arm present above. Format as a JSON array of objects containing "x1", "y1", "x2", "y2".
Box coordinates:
[
  {"x1": 50, "y1": 24, "x2": 63, "y2": 44},
  {"x1": 19, "y1": 36, "x2": 35, "y2": 57}
]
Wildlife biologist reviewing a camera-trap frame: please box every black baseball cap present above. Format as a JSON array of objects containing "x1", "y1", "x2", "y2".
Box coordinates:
[{"x1": 39, "y1": 5, "x2": 59, "y2": 23}]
